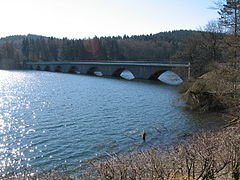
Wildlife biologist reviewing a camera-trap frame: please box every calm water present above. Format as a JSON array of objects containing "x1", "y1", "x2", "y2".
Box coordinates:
[{"x1": 0, "y1": 70, "x2": 226, "y2": 175}]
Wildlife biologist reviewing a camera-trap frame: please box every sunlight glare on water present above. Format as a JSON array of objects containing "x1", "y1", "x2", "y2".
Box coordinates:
[{"x1": 0, "y1": 70, "x2": 226, "y2": 175}]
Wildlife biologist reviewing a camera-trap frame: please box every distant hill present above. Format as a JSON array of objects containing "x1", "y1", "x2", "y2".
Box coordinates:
[{"x1": 0, "y1": 34, "x2": 47, "y2": 42}]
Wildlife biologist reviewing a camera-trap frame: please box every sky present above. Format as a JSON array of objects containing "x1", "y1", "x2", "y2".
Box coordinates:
[{"x1": 0, "y1": 0, "x2": 220, "y2": 39}]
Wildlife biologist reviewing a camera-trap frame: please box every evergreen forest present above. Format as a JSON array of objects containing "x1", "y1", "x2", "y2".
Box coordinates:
[{"x1": 0, "y1": 29, "x2": 227, "y2": 77}]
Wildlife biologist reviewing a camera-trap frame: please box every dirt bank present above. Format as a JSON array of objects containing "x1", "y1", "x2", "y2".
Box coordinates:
[{"x1": 181, "y1": 65, "x2": 240, "y2": 117}]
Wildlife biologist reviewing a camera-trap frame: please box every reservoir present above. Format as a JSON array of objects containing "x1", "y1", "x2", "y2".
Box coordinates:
[{"x1": 0, "y1": 70, "x2": 226, "y2": 175}]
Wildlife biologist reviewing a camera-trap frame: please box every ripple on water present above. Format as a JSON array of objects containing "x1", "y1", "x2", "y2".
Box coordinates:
[{"x1": 0, "y1": 70, "x2": 227, "y2": 175}]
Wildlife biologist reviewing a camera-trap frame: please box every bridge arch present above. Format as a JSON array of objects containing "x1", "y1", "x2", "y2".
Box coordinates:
[
  {"x1": 36, "y1": 65, "x2": 41, "y2": 70},
  {"x1": 148, "y1": 70, "x2": 166, "y2": 80},
  {"x1": 68, "y1": 66, "x2": 79, "y2": 73},
  {"x1": 112, "y1": 68, "x2": 125, "y2": 77},
  {"x1": 55, "y1": 65, "x2": 62, "y2": 72},
  {"x1": 149, "y1": 70, "x2": 184, "y2": 84},
  {"x1": 87, "y1": 67, "x2": 103, "y2": 76},
  {"x1": 44, "y1": 65, "x2": 51, "y2": 71}
]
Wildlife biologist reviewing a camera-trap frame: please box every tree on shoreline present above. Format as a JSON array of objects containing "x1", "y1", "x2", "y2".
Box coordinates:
[
  {"x1": 219, "y1": 0, "x2": 240, "y2": 62},
  {"x1": 218, "y1": 0, "x2": 240, "y2": 103},
  {"x1": 219, "y1": 0, "x2": 240, "y2": 36}
]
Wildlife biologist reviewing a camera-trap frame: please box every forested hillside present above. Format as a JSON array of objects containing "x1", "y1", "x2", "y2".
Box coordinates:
[{"x1": 0, "y1": 30, "x2": 225, "y2": 74}]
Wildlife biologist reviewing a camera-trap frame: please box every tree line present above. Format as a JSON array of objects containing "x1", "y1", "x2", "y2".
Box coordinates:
[{"x1": 0, "y1": 30, "x2": 205, "y2": 70}]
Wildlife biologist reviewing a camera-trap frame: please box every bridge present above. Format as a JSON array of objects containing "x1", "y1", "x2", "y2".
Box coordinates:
[{"x1": 24, "y1": 61, "x2": 191, "y2": 81}]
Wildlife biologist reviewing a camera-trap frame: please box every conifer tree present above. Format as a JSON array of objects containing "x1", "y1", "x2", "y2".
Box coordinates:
[
  {"x1": 22, "y1": 38, "x2": 30, "y2": 60},
  {"x1": 219, "y1": 0, "x2": 240, "y2": 35},
  {"x1": 219, "y1": 0, "x2": 240, "y2": 65},
  {"x1": 218, "y1": 0, "x2": 240, "y2": 106}
]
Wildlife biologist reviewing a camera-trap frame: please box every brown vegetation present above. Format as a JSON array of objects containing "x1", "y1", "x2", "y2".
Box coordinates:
[
  {"x1": 182, "y1": 64, "x2": 240, "y2": 114},
  {"x1": 1, "y1": 169, "x2": 79, "y2": 180},
  {"x1": 85, "y1": 124, "x2": 240, "y2": 180}
]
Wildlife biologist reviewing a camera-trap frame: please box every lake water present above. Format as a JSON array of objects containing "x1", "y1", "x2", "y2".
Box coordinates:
[{"x1": 0, "y1": 70, "x2": 226, "y2": 176}]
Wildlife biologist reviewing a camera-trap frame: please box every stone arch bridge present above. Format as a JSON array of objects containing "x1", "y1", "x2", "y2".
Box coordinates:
[{"x1": 25, "y1": 61, "x2": 190, "y2": 81}]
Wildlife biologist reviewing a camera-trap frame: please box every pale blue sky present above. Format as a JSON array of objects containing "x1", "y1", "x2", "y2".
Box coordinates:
[{"x1": 0, "y1": 0, "x2": 219, "y2": 39}]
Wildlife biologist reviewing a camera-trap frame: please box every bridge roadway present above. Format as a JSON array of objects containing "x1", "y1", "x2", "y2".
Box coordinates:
[{"x1": 25, "y1": 61, "x2": 190, "y2": 81}]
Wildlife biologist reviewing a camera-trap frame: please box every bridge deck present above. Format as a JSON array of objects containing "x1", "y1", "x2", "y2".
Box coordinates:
[{"x1": 26, "y1": 61, "x2": 190, "y2": 67}]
